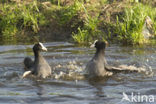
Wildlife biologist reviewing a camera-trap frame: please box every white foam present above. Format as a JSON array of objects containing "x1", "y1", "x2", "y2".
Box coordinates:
[{"x1": 22, "y1": 71, "x2": 32, "y2": 78}]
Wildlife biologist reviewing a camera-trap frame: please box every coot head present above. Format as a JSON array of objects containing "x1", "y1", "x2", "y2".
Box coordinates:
[
  {"x1": 33, "y1": 42, "x2": 47, "y2": 52},
  {"x1": 91, "y1": 40, "x2": 107, "y2": 50}
]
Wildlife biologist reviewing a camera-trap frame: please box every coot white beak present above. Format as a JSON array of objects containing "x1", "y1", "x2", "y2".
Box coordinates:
[
  {"x1": 90, "y1": 40, "x2": 98, "y2": 48},
  {"x1": 39, "y1": 42, "x2": 47, "y2": 51}
]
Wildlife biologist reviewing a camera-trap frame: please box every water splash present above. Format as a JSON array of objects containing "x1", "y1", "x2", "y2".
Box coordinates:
[
  {"x1": 53, "y1": 60, "x2": 85, "y2": 81},
  {"x1": 52, "y1": 59, "x2": 154, "y2": 81},
  {"x1": 117, "y1": 64, "x2": 154, "y2": 77}
]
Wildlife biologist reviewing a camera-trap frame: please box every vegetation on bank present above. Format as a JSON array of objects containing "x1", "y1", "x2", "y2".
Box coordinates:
[
  {"x1": 114, "y1": 3, "x2": 156, "y2": 44},
  {"x1": 0, "y1": 0, "x2": 156, "y2": 45},
  {"x1": 0, "y1": 1, "x2": 47, "y2": 42}
]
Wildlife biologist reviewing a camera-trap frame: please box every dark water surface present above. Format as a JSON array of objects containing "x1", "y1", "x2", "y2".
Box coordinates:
[{"x1": 0, "y1": 42, "x2": 156, "y2": 104}]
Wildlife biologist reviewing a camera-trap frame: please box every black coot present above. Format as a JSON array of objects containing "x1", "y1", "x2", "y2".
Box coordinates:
[
  {"x1": 85, "y1": 40, "x2": 136, "y2": 78},
  {"x1": 85, "y1": 40, "x2": 119, "y2": 78},
  {"x1": 23, "y1": 42, "x2": 51, "y2": 78}
]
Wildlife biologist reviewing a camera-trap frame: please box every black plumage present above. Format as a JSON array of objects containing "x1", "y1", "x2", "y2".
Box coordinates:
[{"x1": 23, "y1": 42, "x2": 51, "y2": 78}]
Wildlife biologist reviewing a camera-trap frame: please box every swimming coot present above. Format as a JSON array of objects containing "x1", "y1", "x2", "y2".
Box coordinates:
[
  {"x1": 23, "y1": 42, "x2": 51, "y2": 78},
  {"x1": 85, "y1": 40, "x2": 120, "y2": 78}
]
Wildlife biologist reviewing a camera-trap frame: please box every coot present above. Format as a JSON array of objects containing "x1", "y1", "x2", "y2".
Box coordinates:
[
  {"x1": 85, "y1": 40, "x2": 122, "y2": 78},
  {"x1": 23, "y1": 42, "x2": 51, "y2": 78}
]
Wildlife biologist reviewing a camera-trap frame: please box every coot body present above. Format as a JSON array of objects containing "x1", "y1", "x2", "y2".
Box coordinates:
[{"x1": 23, "y1": 42, "x2": 51, "y2": 78}]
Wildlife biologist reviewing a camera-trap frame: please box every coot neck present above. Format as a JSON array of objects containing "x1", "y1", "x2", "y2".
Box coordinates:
[
  {"x1": 95, "y1": 48, "x2": 105, "y2": 58},
  {"x1": 34, "y1": 50, "x2": 42, "y2": 62}
]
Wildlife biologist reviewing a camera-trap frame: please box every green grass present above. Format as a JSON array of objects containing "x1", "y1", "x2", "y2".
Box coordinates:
[
  {"x1": 114, "y1": 3, "x2": 156, "y2": 45},
  {"x1": 72, "y1": 1, "x2": 101, "y2": 44},
  {"x1": 72, "y1": 2, "x2": 156, "y2": 45},
  {"x1": 72, "y1": 16, "x2": 101, "y2": 44},
  {"x1": 0, "y1": 1, "x2": 46, "y2": 39},
  {"x1": 72, "y1": 27, "x2": 89, "y2": 43},
  {"x1": 53, "y1": 0, "x2": 83, "y2": 26},
  {"x1": 0, "y1": 1, "x2": 156, "y2": 45}
]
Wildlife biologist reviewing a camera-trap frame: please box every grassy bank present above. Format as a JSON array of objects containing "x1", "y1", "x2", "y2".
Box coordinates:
[{"x1": 0, "y1": 0, "x2": 156, "y2": 45}]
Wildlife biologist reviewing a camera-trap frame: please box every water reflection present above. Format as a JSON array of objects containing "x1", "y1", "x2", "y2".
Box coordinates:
[{"x1": 88, "y1": 77, "x2": 109, "y2": 98}]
